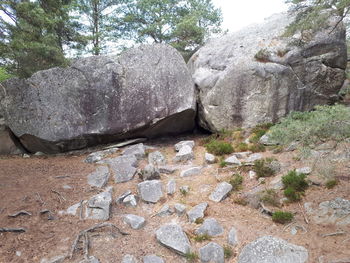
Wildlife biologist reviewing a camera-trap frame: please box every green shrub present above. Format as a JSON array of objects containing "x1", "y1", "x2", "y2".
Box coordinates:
[
  {"x1": 185, "y1": 252, "x2": 199, "y2": 262},
  {"x1": 325, "y1": 179, "x2": 338, "y2": 189},
  {"x1": 205, "y1": 140, "x2": 234, "y2": 156},
  {"x1": 253, "y1": 159, "x2": 275, "y2": 178},
  {"x1": 260, "y1": 189, "x2": 280, "y2": 207},
  {"x1": 272, "y1": 211, "x2": 294, "y2": 224},
  {"x1": 248, "y1": 143, "x2": 266, "y2": 153},
  {"x1": 233, "y1": 196, "x2": 248, "y2": 206},
  {"x1": 269, "y1": 104, "x2": 350, "y2": 146},
  {"x1": 219, "y1": 157, "x2": 228, "y2": 168},
  {"x1": 193, "y1": 233, "x2": 211, "y2": 242},
  {"x1": 194, "y1": 218, "x2": 204, "y2": 224},
  {"x1": 224, "y1": 246, "x2": 233, "y2": 259},
  {"x1": 250, "y1": 123, "x2": 273, "y2": 143},
  {"x1": 282, "y1": 170, "x2": 308, "y2": 192},
  {"x1": 229, "y1": 174, "x2": 243, "y2": 190},
  {"x1": 283, "y1": 187, "x2": 301, "y2": 202},
  {"x1": 0, "y1": 67, "x2": 13, "y2": 82},
  {"x1": 254, "y1": 48, "x2": 270, "y2": 62}
]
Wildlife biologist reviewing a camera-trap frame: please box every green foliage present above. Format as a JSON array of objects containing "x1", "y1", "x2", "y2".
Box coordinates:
[
  {"x1": 250, "y1": 123, "x2": 273, "y2": 143},
  {"x1": 0, "y1": 67, "x2": 13, "y2": 82},
  {"x1": 253, "y1": 159, "x2": 275, "y2": 178},
  {"x1": 284, "y1": 187, "x2": 301, "y2": 201},
  {"x1": 235, "y1": 142, "x2": 249, "y2": 152},
  {"x1": 228, "y1": 174, "x2": 243, "y2": 190},
  {"x1": 224, "y1": 246, "x2": 233, "y2": 259},
  {"x1": 195, "y1": 218, "x2": 204, "y2": 224},
  {"x1": 260, "y1": 189, "x2": 280, "y2": 207},
  {"x1": 325, "y1": 179, "x2": 338, "y2": 189},
  {"x1": 219, "y1": 157, "x2": 228, "y2": 168},
  {"x1": 272, "y1": 211, "x2": 294, "y2": 224},
  {"x1": 233, "y1": 196, "x2": 248, "y2": 206},
  {"x1": 248, "y1": 143, "x2": 266, "y2": 153},
  {"x1": 185, "y1": 252, "x2": 199, "y2": 262},
  {"x1": 205, "y1": 140, "x2": 234, "y2": 156},
  {"x1": 193, "y1": 233, "x2": 211, "y2": 242},
  {"x1": 180, "y1": 188, "x2": 189, "y2": 196},
  {"x1": 254, "y1": 48, "x2": 270, "y2": 62},
  {"x1": 282, "y1": 170, "x2": 308, "y2": 202},
  {"x1": 269, "y1": 105, "x2": 350, "y2": 146}
]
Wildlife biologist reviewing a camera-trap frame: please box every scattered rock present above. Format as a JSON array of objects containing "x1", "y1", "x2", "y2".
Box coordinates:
[
  {"x1": 234, "y1": 152, "x2": 252, "y2": 159},
  {"x1": 187, "y1": 202, "x2": 208, "y2": 223},
  {"x1": 285, "y1": 141, "x2": 299, "y2": 151},
  {"x1": 245, "y1": 153, "x2": 263, "y2": 163},
  {"x1": 123, "y1": 195, "x2": 138, "y2": 207},
  {"x1": 209, "y1": 182, "x2": 233, "y2": 202},
  {"x1": 157, "y1": 205, "x2": 174, "y2": 217},
  {"x1": 174, "y1": 140, "x2": 195, "y2": 152},
  {"x1": 228, "y1": 227, "x2": 238, "y2": 246},
  {"x1": 180, "y1": 185, "x2": 190, "y2": 194},
  {"x1": 87, "y1": 166, "x2": 110, "y2": 188},
  {"x1": 180, "y1": 166, "x2": 202, "y2": 177},
  {"x1": 41, "y1": 255, "x2": 66, "y2": 263},
  {"x1": 224, "y1": 155, "x2": 241, "y2": 165},
  {"x1": 195, "y1": 218, "x2": 223, "y2": 236},
  {"x1": 85, "y1": 187, "x2": 113, "y2": 220},
  {"x1": 142, "y1": 164, "x2": 160, "y2": 180},
  {"x1": 174, "y1": 145, "x2": 194, "y2": 162},
  {"x1": 122, "y1": 255, "x2": 138, "y2": 263},
  {"x1": 155, "y1": 224, "x2": 191, "y2": 255},
  {"x1": 117, "y1": 190, "x2": 132, "y2": 204},
  {"x1": 238, "y1": 236, "x2": 308, "y2": 263},
  {"x1": 205, "y1": 153, "x2": 216, "y2": 164},
  {"x1": 79, "y1": 256, "x2": 100, "y2": 263},
  {"x1": 148, "y1": 151, "x2": 166, "y2": 166},
  {"x1": 143, "y1": 255, "x2": 164, "y2": 263},
  {"x1": 174, "y1": 203, "x2": 186, "y2": 216},
  {"x1": 66, "y1": 203, "x2": 81, "y2": 216},
  {"x1": 267, "y1": 160, "x2": 281, "y2": 174},
  {"x1": 122, "y1": 143, "x2": 146, "y2": 160},
  {"x1": 123, "y1": 214, "x2": 146, "y2": 230},
  {"x1": 248, "y1": 171, "x2": 256, "y2": 179},
  {"x1": 259, "y1": 134, "x2": 278, "y2": 146},
  {"x1": 109, "y1": 155, "x2": 138, "y2": 183},
  {"x1": 270, "y1": 175, "x2": 284, "y2": 190},
  {"x1": 158, "y1": 165, "x2": 178, "y2": 174},
  {"x1": 199, "y1": 242, "x2": 224, "y2": 263},
  {"x1": 296, "y1": 167, "x2": 312, "y2": 175},
  {"x1": 84, "y1": 148, "x2": 118, "y2": 163},
  {"x1": 167, "y1": 179, "x2": 176, "y2": 195},
  {"x1": 138, "y1": 180, "x2": 163, "y2": 203}
]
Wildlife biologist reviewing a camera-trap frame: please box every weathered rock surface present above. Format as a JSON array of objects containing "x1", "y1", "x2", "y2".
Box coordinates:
[
  {"x1": 188, "y1": 11, "x2": 347, "y2": 131},
  {"x1": 0, "y1": 124, "x2": 23, "y2": 155},
  {"x1": 205, "y1": 152, "x2": 216, "y2": 164},
  {"x1": 155, "y1": 224, "x2": 191, "y2": 255},
  {"x1": 174, "y1": 140, "x2": 195, "y2": 152},
  {"x1": 143, "y1": 255, "x2": 164, "y2": 263},
  {"x1": 157, "y1": 205, "x2": 174, "y2": 217},
  {"x1": 1, "y1": 44, "x2": 196, "y2": 153},
  {"x1": 195, "y1": 218, "x2": 223, "y2": 236},
  {"x1": 180, "y1": 166, "x2": 202, "y2": 177},
  {"x1": 148, "y1": 151, "x2": 166, "y2": 166},
  {"x1": 142, "y1": 164, "x2": 160, "y2": 180},
  {"x1": 225, "y1": 155, "x2": 241, "y2": 165},
  {"x1": 85, "y1": 187, "x2": 113, "y2": 220},
  {"x1": 122, "y1": 144, "x2": 146, "y2": 160},
  {"x1": 228, "y1": 227, "x2": 238, "y2": 246},
  {"x1": 238, "y1": 236, "x2": 308, "y2": 263},
  {"x1": 138, "y1": 180, "x2": 163, "y2": 203},
  {"x1": 123, "y1": 214, "x2": 146, "y2": 229},
  {"x1": 209, "y1": 182, "x2": 233, "y2": 202},
  {"x1": 174, "y1": 203, "x2": 186, "y2": 216},
  {"x1": 122, "y1": 254, "x2": 138, "y2": 263},
  {"x1": 174, "y1": 145, "x2": 194, "y2": 162},
  {"x1": 123, "y1": 195, "x2": 138, "y2": 207},
  {"x1": 167, "y1": 179, "x2": 176, "y2": 195},
  {"x1": 199, "y1": 242, "x2": 224, "y2": 263},
  {"x1": 84, "y1": 148, "x2": 118, "y2": 163},
  {"x1": 109, "y1": 155, "x2": 138, "y2": 183},
  {"x1": 187, "y1": 202, "x2": 208, "y2": 223},
  {"x1": 87, "y1": 166, "x2": 110, "y2": 188}
]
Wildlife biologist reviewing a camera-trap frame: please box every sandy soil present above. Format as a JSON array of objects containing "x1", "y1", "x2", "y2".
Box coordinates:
[{"x1": 0, "y1": 135, "x2": 349, "y2": 263}]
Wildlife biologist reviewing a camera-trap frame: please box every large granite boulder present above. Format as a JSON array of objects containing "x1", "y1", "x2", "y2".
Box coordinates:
[
  {"x1": 0, "y1": 116, "x2": 23, "y2": 155},
  {"x1": 188, "y1": 11, "x2": 347, "y2": 131},
  {"x1": 1, "y1": 44, "x2": 196, "y2": 153}
]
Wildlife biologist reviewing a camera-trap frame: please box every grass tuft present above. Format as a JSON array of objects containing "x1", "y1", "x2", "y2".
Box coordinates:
[{"x1": 272, "y1": 211, "x2": 294, "y2": 224}]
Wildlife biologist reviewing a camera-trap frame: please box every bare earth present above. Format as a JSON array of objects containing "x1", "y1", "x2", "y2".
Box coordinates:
[{"x1": 0, "y1": 135, "x2": 349, "y2": 263}]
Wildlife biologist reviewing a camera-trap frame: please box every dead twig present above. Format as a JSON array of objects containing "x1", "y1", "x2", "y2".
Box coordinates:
[
  {"x1": 342, "y1": 237, "x2": 350, "y2": 243},
  {"x1": 321, "y1": 231, "x2": 346, "y2": 238},
  {"x1": 298, "y1": 202, "x2": 309, "y2": 224},
  {"x1": 8, "y1": 210, "x2": 32, "y2": 218},
  {"x1": 35, "y1": 192, "x2": 45, "y2": 206},
  {"x1": 69, "y1": 222, "x2": 129, "y2": 259},
  {"x1": 259, "y1": 202, "x2": 273, "y2": 216},
  {"x1": 0, "y1": 227, "x2": 26, "y2": 233},
  {"x1": 51, "y1": 189, "x2": 66, "y2": 203},
  {"x1": 54, "y1": 175, "x2": 70, "y2": 179}
]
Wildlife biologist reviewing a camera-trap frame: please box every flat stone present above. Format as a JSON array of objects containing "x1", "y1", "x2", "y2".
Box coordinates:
[
  {"x1": 122, "y1": 254, "x2": 138, "y2": 263},
  {"x1": 109, "y1": 155, "x2": 138, "y2": 183},
  {"x1": 79, "y1": 256, "x2": 100, "y2": 263},
  {"x1": 123, "y1": 195, "x2": 138, "y2": 207},
  {"x1": 180, "y1": 185, "x2": 190, "y2": 194},
  {"x1": 85, "y1": 187, "x2": 113, "y2": 220},
  {"x1": 234, "y1": 151, "x2": 252, "y2": 159},
  {"x1": 167, "y1": 179, "x2": 176, "y2": 195},
  {"x1": 195, "y1": 218, "x2": 223, "y2": 236},
  {"x1": 159, "y1": 165, "x2": 178, "y2": 174},
  {"x1": 156, "y1": 224, "x2": 191, "y2": 255},
  {"x1": 122, "y1": 143, "x2": 145, "y2": 160},
  {"x1": 187, "y1": 202, "x2": 208, "y2": 223},
  {"x1": 175, "y1": 140, "x2": 195, "y2": 152},
  {"x1": 174, "y1": 145, "x2": 194, "y2": 162},
  {"x1": 248, "y1": 171, "x2": 256, "y2": 179},
  {"x1": 209, "y1": 182, "x2": 233, "y2": 202},
  {"x1": 225, "y1": 155, "x2": 241, "y2": 165},
  {"x1": 228, "y1": 227, "x2": 238, "y2": 246},
  {"x1": 238, "y1": 236, "x2": 308, "y2": 263},
  {"x1": 199, "y1": 242, "x2": 224, "y2": 263},
  {"x1": 143, "y1": 255, "x2": 164, "y2": 263},
  {"x1": 259, "y1": 134, "x2": 278, "y2": 146},
  {"x1": 66, "y1": 203, "x2": 81, "y2": 216},
  {"x1": 138, "y1": 180, "x2": 163, "y2": 203},
  {"x1": 180, "y1": 166, "x2": 201, "y2": 177},
  {"x1": 157, "y1": 204, "x2": 174, "y2": 217},
  {"x1": 123, "y1": 214, "x2": 146, "y2": 229},
  {"x1": 296, "y1": 167, "x2": 312, "y2": 175},
  {"x1": 205, "y1": 153, "x2": 216, "y2": 164},
  {"x1": 116, "y1": 190, "x2": 132, "y2": 204},
  {"x1": 84, "y1": 148, "x2": 118, "y2": 163},
  {"x1": 87, "y1": 166, "x2": 110, "y2": 188},
  {"x1": 41, "y1": 255, "x2": 66, "y2": 263},
  {"x1": 245, "y1": 153, "x2": 263, "y2": 163},
  {"x1": 174, "y1": 203, "x2": 186, "y2": 216},
  {"x1": 148, "y1": 151, "x2": 166, "y2": 166},
  {"x1": 142, "y1": 164, "x2": 160, "y2": 180}
]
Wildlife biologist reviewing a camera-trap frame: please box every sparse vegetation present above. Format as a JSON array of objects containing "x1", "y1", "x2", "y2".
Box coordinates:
[
  {"x1": 325, "y1": 179, "x2": 338, "y2": 189},
  {"x1": 250, "y1": 123, "x2": 272, "y2": 143},
  {"x1": 253, "y1": 159, "x2": 275, "y2": 178},
  {"x1": 248, "y1": 143, "x2": 266, "y2": 153},
  {"x1": 194, "y1": 218, "x2": 204, "y2": 224},
  {"x1": 224, "y1": 245, "x2": 233, "y2": 259},
  {"x1": 260, "y1": 189, "x2": 280, "y2": 207},
  {"x1": 228, "y1": 174, "x2": 243, "y2": 190},
  {"x1": 219, "y1": 157, "x2": 228, "y2": 168},
  {"x1": 193, "y1": 233, "x2": 211, "y2": 242},
  {"x1": 272, "y1": 211, "x2": 294, "y2": 224},
  {"x1": 205, "y1": 139, "x2": 234, "y2": 156},
  {"x1": 185, "y1": 252, "x2": 199, "y2": 262},
  {"x1": 233, "y1": 196, "x2": 248, "y2": 206},
  {"x1": 282, "y1": 170, "x2": 308, "y2": 202},
  {"x1": 235, "y1": 142, "x2": 249, "y2": 152},
  {"x1": 180, "y1": 188, "x2": 189, "y2": 196},
  {"x1": 254, "y1": 48, "x2": 270, "y2": 62}
]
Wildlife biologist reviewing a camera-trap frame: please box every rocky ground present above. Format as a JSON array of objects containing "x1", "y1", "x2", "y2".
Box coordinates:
[{"x1": 0, "y1": 134, "x2": 349, "y2": 263}]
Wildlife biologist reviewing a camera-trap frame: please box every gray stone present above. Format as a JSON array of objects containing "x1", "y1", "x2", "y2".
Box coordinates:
[
  {"x1": 79, "y1": 256, "x2": 100, "y2": 263},
  {"x1": 84, "y1": 148, "x2": 118, "y2": 163},
  {"x1": 123, "y1": 214, "x2": 146, "y2": 229},
  {"x1": 224, "y1": 155, "x2": 241, "y2": 165},
  {"x1": 188, "y1": 11, "x2": 346, "y2": 131},
  {"x1": 167, "y1": 179, "x2": 176, "y2": 195},
  {"x1": 174, "y1": 145, "x2": 194, "y2": 162},
  {"x1": 148, "y1": 151, "x2": 166, "y2": 166},
  {"x1": 87, "y1": 166, "x2": 110, "y2": 188},
  {"x1": 205, "y1": 153, "x2": 216, "y2": 164},
  {"x1": 41, "y1": 255, "x2": 66, "y2": 263},
  {"x1": 187, "y1": 202, "x2": 208, "y2": 223},
  {"x1": 142, "y1": 164, "x2": 160, "y2": 180},
  {"x1": 199, "y1": 242, "x2": 224, "y2": 263},
  {"x1": 109, "y1": 155, "x2": 138, "y2": 183},
  {"x1": 138, "y1": 180, "x2": 163, "y2": 203},
  {"x1": 117, "y1": 190, "x2": 132, "y2": 204},
  {"x1": 248, "y1": 171, "x2": 256, "y2": 179},
  {"x1": 180, "y1": 166, "x2": 202, "y2": 177},
  {"x1": 85, "y1": 187, "x2": 113, "y2": 220},
  {"x1": 228, "y1": 227, "x2": 238, "y2": 246},
  {"x1": 174, "y1": 140, "x2": 195, "y2": 152},
  {"x1": 1, "y1": 44, "x2": 195, "y2": 153},
  {"x1": 234, "y1": 151, "x2": 252, "y2": 159},
  {"x1": 245, "y1": 153, "x2": 263, "y2": 163},
  {"x1": 143, "y1": 255, "x2": 164, "y2": 263},
  {"x1": 285, "y1": 141, "x2": 299, "y2": 151},
  {"x1": 156, "y1": 224, "x2": 191, "y2": 255},
  {"x1": 0, "y1": 126, "x2": 24, "y2": 155},
  {"x1": 259, "y1": 134, "x2": 278, "y2": 146},
  {"x1": 122, "y1": 255, "x2": 138, "y2": 263},
  {"x1": 123, "y1": 195, "x2": 138, "y2": 207},
  {"x1": 195, "y1": 218, "x2": 223, "y2": 236},
  {"x1": 180, "y1": 185, "x2": 190, "y2": 194},
  {"x1": 296, "y1": 167, "x2": 312, "y2": 175},
  {"x1": 66, "y1": 202, "x2": 81, "y2": 216},
  {"x1": 158, "y1": 165, "x2": 178, "y2": 174},
  {"x1": 157, "y1": 205, "x2": 174, "y2": 217},
  {"x1": 209, "y1": 182, "x2": 233, "y2": 202},
  {"x1": 238, "y1": 236, "x2": 308, "y2": 263},
  {"x1": 122, "y1": 143, "x2": 146, "y2": 160},
  {"x1": 62, "y1": 185, "x2": 72, "y2": 190},
  {"x1": 267, "y1": 160, "x2": 282, "y2": 174},
  {"x1": 174, "y1": 203, "x2": 186, "y2": 216}
]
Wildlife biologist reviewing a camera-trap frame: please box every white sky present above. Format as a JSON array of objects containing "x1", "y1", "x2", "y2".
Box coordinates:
[{"x1": 212, "y1": 0, "x2": 290, "y2": 32}]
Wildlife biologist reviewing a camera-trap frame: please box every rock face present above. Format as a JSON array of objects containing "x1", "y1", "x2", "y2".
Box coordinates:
[
  {"x1": 199, "y1": 242, "x2": 224, "y2": 263},
  {"x1": 188, "y1": 11, "x2": 347, "y2": 131},
  {"x1": 138, "y1": 180, "x2": 163, "y2": 203},
  {"x1": 238, "y1": 236, "x2": 308, "y2": 263},
  {"x1": 87, "y1": 166, "x2": 110, "y2": 188},
  {"x1": 209, "y1": 182, "x2": 233, "y2": 202},
  {"x1": 155, "y1": 224, "x2": 191, "y2": 255},
  {"x1": 1, "y1": 44, "x2": 196, "y2": 153},
  {"x1": 195, "y1": 218, "x2": 223, "y2": 236},
  {"x1": 0, "y1": 124, "x2": 23, "y2": 155}
]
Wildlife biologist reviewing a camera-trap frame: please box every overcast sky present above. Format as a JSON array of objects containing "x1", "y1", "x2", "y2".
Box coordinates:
[{"x1": 212, "y1": 0, "x2": 290, "y2": 32}]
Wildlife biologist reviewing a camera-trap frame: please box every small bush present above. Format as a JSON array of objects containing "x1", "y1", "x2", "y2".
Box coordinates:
[
  {"x1": 325, "y1": 179, "x2": 338, "y2": 189},
  {"x1": 193, "y1": 233, "x2": 211, "y2": 242},
  {"x1": 185, "y1": 252, "x2": 199, "y2": 262},
  {"x1": 229, "y1": 174, "x2": 243, "y2": 190},
  {"x1": 235, "y1": 142, "x2": 249, "y2": 152},
  {"x1": 194, "y1": 218, "x2": 204, "y2": 224},
  {"x1": 260, "y1": 189, "x2": 280, "y2": 207},
  {"x1": 219, "y1": 157, "x2": 228, "y2": 168},
  {"x1": 284, "y1": 187, "x2": 301, "y2": 202},
  {"x1": 205, "y1": 140, "x2": 234, "y2": 156},
  {"x1": 0, "y1": 67, "x2": 13, "y2": 82},
  {"x1": 250, "y1": 123, "x2": 273, "y2": 143},
  {"x1": 282, "y1": 170, "x2": 308, "y2": 192},
  {"x1": 248, "y1": 143, "x2": 266, "y2": 153},
  {"x1": 253, "y1": 159, "x2": 275, "y2": 178},
  {"x1": 254, "y1": 48, "x2": 271, "y2": 62},
  {"x1": 233, "y1": 196, "x2": 248, "y2": 206},
  {"x1": 272, "y1": 211, "x2": 294, "y2": 224},
  {"x1": 224, "y1": 246, "x2": 233, "y2": 259}
]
